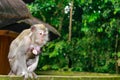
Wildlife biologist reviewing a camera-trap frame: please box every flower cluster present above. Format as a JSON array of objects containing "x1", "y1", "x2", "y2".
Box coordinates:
[{"x1": 64, "y1": 3, "x2": 72, "y2": 14}]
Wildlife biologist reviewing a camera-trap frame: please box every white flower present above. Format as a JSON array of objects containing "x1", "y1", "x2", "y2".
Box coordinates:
[
  {"x1": 64, "y1": 5, "x2": 70, "y2": 14},
  {"x1": 69, "y1": 3, "x2": 72, "y2": 6},
  {"x1": 93, "y1": 10, "x2": 96, "y2": 13},
  {"x1": 98, "y1": 10, "x2": 101, "y2": 13}
]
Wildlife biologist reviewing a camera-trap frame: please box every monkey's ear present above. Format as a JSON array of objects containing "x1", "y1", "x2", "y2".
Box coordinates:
[{"x1": 31, "y1": 26, "x2": 36, "y2": 32}]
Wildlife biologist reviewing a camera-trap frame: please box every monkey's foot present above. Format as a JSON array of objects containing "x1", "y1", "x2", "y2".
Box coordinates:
[{"x1": 22, "y1": 71, "x2": 37, "y2": 80}]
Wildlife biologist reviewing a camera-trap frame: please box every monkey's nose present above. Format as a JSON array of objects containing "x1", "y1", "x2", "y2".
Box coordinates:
[{"x1": 42, "y1": 33, "x2": 46, "y2": 36}]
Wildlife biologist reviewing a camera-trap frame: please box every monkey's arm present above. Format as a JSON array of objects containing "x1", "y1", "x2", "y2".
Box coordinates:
[
  {"x1": 8, "y1": 37, "x2": 31, "y2": 75},
  {"x1": 27, "y1": 56, "x2": 39, "y2": 72},
  {"x1": 14, "y1": 38, "x2": 37, "y2": 79}
]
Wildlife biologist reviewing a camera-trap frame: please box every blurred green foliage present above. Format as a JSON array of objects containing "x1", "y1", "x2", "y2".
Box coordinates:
[{"x1": 27, "y1": 0, "x2": 120, "y2": 73}]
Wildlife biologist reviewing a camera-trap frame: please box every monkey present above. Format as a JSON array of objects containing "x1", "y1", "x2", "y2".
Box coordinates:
[{"x1": 8, "y1": 24, "x2": 49, "y2": 79}]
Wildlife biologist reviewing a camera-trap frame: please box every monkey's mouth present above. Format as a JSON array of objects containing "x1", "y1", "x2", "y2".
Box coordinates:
[{"x1": 35, "y1": 40, "x2": 45, "y2": 46}]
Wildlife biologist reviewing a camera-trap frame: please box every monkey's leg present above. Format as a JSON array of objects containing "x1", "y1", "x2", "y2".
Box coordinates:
[
  {"x1": 26, "y1": 56, "x2": 39, "y2": 79},
  {"x1": 8, "y1": 70, "x2": 15, "y2": 75},
  {"x1": 27, "y1": 56, "x2": 39, "y2": 72}
]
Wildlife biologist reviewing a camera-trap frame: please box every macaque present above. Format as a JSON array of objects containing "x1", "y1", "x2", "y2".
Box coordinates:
[{"x1": 8, "y1": 24, "x2": 49, "y2": 79}]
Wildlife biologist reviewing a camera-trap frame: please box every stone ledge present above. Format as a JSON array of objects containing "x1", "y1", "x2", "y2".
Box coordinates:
[{"x1": 0, "y1": 75, "x2": 120, "y2": 80}]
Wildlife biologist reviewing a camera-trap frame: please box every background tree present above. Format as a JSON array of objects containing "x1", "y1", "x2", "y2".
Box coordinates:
[{"x1": 28, "y1": 0, "x2": 120, "y2": 74}]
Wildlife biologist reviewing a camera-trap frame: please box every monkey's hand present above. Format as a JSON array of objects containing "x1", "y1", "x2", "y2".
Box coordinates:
[
  {"x1": 32, "y1": 49, "x2": 38, "y2": 55},
  {"x1": 27, "y1": 62, "x2": 37, "y2": 72},
  {"x1": 27, "y1": 56, "x2": 39, "y2": 73}
]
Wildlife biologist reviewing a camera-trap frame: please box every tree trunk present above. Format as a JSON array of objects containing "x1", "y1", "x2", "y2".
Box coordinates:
[
  {"x1": 115, "y1": 34, "x2": 119, "y2": 74},
  {"x1": 68, "y1": 1, "x2": 73, "y2": 42}
]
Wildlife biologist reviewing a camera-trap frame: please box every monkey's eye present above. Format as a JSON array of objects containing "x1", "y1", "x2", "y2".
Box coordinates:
[
  {"x1": 38, "y1": 30, "x2": 44, "y2": 35},
  {"x1": 40, "y1": 32, "x2": 42, "y2": 35},
  {"x1": 39, "y1": 31, "x2": 44, "y2": 35}
]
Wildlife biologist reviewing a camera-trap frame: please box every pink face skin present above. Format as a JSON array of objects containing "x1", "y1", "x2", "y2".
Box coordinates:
[
  {"x1": 35, "y1": 29, "x2": 48, "y2": 45},
  {"x1": 28, "y1": 25, "x2": 48, "y2": 55}
]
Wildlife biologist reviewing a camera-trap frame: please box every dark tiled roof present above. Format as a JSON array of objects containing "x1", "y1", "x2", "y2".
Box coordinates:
[
  {"x1": 0, "y1": 0, "x2": 60, "y2": 37},
  {"x1": 0, "y1": 0, "x2": 31, "y2": 28}
]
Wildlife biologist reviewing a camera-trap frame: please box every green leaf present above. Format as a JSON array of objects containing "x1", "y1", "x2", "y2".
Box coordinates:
[
  {"x1": 97, "y1": 27, "x2": 103, "y2": 32},
  {"x1": 51, "y1": 64, "x2": 59, "y2": 70},
  {"x1": 49, "y1": 50, "x2": 59, "y2": 58},
  {"x1": 81, "y1": 27, "x2": 89, "y2": 32},
  {"x1": 114, "y1": 8, "x2": 120, "y2": 14},
  {"x1": 42, "y1": 65, "x2": 50, "y2": 70},
  {"x1": 118, "y1": 52, "x2": 120, "y2": 57},
  {"x1": 89, "y1": 13, "x2": 100, "y2": 22}
]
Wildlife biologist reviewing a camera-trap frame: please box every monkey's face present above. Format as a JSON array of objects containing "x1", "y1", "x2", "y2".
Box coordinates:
[
  {"x1": 31, "y1": 24, "x2": 49, "y2": 46},
  {"x1": 34, "y1": 28, "x2": 48, "y2": 46}
]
